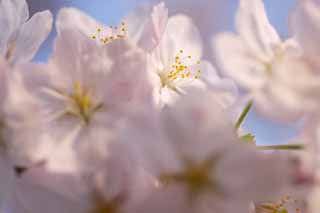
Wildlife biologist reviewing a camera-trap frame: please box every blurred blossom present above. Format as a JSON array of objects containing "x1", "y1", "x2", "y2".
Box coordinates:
[
  {"x1": 162, "y1": 0, "x2": 235, "y2": 60},
  {"x1": 131, "y1": 91, "x2": 290, "y2": 213},
  {"x1": 0, "y1": 0, "x2": 318, "y2": 213},
  {"x1": 127, "y1": 2, "x2": 239, "y2": 108},
  {"x1": 6, "y1": 26, "x2": 150, "y2": 165},
  {"x1": 213, "y1": 0, "x2": 318, "y2": 122}
]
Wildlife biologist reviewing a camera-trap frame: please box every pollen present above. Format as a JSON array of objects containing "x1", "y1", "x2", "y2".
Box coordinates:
[
  {"x1": 258, "y1": 194, "x2": 302, "y2": 213},
  {"x1": 168, "y1": 51, "x2": 201, "y2": 81},
  {"x1": 91, "y1": 21, "x2": 127, "y2": 45},
  {"x1": 158, "y1": 49, "x2": 202, "y2": 92},
  {"x1": 159, "y1": 154, "x2": 223, "y2": 200},
  {"x1": 67, "y1": 81, "x2": 103, "y2": 124}
]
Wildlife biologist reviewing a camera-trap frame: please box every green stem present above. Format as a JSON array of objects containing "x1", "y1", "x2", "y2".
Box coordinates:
[
  {"x1": 258, "y1": 144, "x2": 304, "y2": 150},
  {"x1": 235, "y1": 100, "x2": 253, "y2": 129}
]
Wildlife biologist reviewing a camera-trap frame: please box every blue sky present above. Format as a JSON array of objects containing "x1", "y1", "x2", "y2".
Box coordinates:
[{"x1": 32, "y1": 0, "x2": 299, "y2": 145}]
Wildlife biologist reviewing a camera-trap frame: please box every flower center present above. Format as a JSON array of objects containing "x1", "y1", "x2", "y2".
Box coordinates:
[
  {"x1": 5, "y1": 41, "x2": 15, "y2": 61},
  {"x1": 261, "y1": 45, "x2": 286, "y2": 75},
  {"x1": 65, "y1": 81, "x2": 103, "y2": 124},
  {"x1": 258, "y1": 195, "x2": 302, "y2": 213},
  {"x1": 91, "y1": 22, "x2": 127, "y2": 44},
  {"x1": 91, "y1": 191, "x2": 125, "y2": 213},
  {"x1": 159, "y1": 154, "x2": 222, "y2": 201},
  {"x1": 158, "y1": 49, "x2": 201, "y2": 93}
]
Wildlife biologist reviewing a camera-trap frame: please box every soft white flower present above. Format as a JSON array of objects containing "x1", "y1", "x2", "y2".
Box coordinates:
[
  {"x1": 213, "y1": 0, "x2": 318, "y2": 121},
  {"x1": 132, "y1": 91, "x2": 289, "y2": 213},
  {"x1": 7, "y1": 28, "x2": 149, "y2": 165},
  {"x1": 0, "y1": 0, "x2": 52, "y2": 64},
  {"x1": 56, "y1": 4, "x2": 238, "y2": 109},
  {"x1": 7, "y1": 135, "x2": 154, "y2": 213},
  {"x1": 131, "y1": 2, "x2": 239, "y2": 108}
]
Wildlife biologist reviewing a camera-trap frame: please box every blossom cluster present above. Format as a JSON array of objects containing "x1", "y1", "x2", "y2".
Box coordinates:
[{"x1": 0, "y1": 0, "x2": 320, "y2": 212}]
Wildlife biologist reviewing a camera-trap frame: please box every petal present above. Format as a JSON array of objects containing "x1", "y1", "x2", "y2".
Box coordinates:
[
  {"x1": 0, "y1": 0, "x2": 29, "y2": 54},
  {"x1": 219, "y1": 146, "x2": 289, "y2": 201},
  {"x1": 290, "y1": 0, "x2": 320, "y2": 60},
  {"x1": 100, "y1": 39, "x2": 149, "y2": 109},
  {"x1": 56, "y1": 7, "x2": 104, "y2": 38},
  {"x1": 200, "y1": 61, "x2": 239, "y2": 111},
  {"x1": 0, "y1": 155, "x2": 14, "y2": 209},
  {"x1": 136, "y1": 2, "x2": 168, "y2": 52},
  {"x1": 162, "y1": 90, "x2": 238, "y2": 162},
  {"x1": 213, "y1": 32, "x2": 268, "y2": 89},
  {"x1": 165, "y1": 14, "x2": 202, "y2": 59},
  {"x1": 13, "y1": 169, "x2": 87, "y2": 213},
  {"x1": 125, "y1": 4, "x2": 152, "y2": 45},
  {"x1": 10, "y1": 10, "x2": 53, "y2": 63},
  {"x1": 235, "y1": 0, "x2": 280, "y2": 56},
  {"x1": 51, "y1": 29, "x2": 100, "y2": 89}
]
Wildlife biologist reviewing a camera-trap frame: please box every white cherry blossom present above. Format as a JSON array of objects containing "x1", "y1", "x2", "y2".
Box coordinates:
[
  {"x1": 213, "y1": 0, "x2": 317, "y2": 121},
  {"x1": 131, "y1": 91, "x2": 290, "y2": 213},
  {"x1": 7, "y1": 28, "x2": 150, "y2": 164}
]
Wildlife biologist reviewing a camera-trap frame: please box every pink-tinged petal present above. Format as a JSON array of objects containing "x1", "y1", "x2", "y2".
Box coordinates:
[
  {"x1": 51, "y1": 29, "x2": 100, "y2": 89},
  {"x1": 290, "y1": 0, "x2": 320, "y2": 61},
  {"x1": 13, "y1": 168, "x2": 87, "y2": 213},
  {"x1": 218, "y1": 147, "x2": 289, "y2": 201},
  {"x1": 0, "y1": 0, "x2": 29, "y2": 54},
  {"x1": 213, "y1": 32, "x2": 268, "y2": 89},
  {"x1": 0, "y1": 155, "x2": 14, "y2": 209},
  {"x1": 131, "y1": 187, "x2": 189, "y2": 213},
  {"x1": 236, "y1": 0, "x2": 280, "y2": 56},
  {"x1": 100, "y1": 39, "x2": 150, "y2": 110},
  {"x1": 56, "y1": 7, "x2": 104, "y2": 38},
  {"x1": 199, "y1": 61, "x2": 239, "y2": 108},
  {"x1": 162, "y1": 90, "x2": 238, "y2": 163},
  {"x1": 125, "y1": 4, "x2": 152, "y2": 44},
  {"x1": 10, "y1": 10, "x2": 53, "y2": 63},
  {"x1": 164, "y1": 14, "x2": 202, "y2": 59},
  {"x1": 257, "y1": 56, "x2": 320, "y2": 121},
  {"x1": 136, "y1": 2, "x2": 168, "y2": 52}
]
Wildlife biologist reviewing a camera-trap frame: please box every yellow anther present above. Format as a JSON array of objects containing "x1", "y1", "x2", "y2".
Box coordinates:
[
  {"x1": 92, "y1": 22, "x2": 127, "y2": 45},
  {"x1": 159, "y1": 50, "x2": 202, "y2": 91},
  {"x1": 73, "y1": 81, "x2": 82, "y2": 96},
  {"x1": 82, "y1": 94, "x2": 92, "y2": 110}
]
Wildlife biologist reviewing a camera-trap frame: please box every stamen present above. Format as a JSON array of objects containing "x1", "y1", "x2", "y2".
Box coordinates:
[
  {"x1": 259, "y1": 195, "x2": 302, "y2": 213},
  {"x1": 67, "y1": 81, "x2": 103, "y2": 124},
  {"x1": 91, "y1": 21, "x2": 127, "y2": 45}
]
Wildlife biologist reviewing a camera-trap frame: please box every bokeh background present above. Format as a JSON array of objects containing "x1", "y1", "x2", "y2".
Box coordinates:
[{"x1": 26, "y1": 0, "x2": 299, "y2": 145}]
